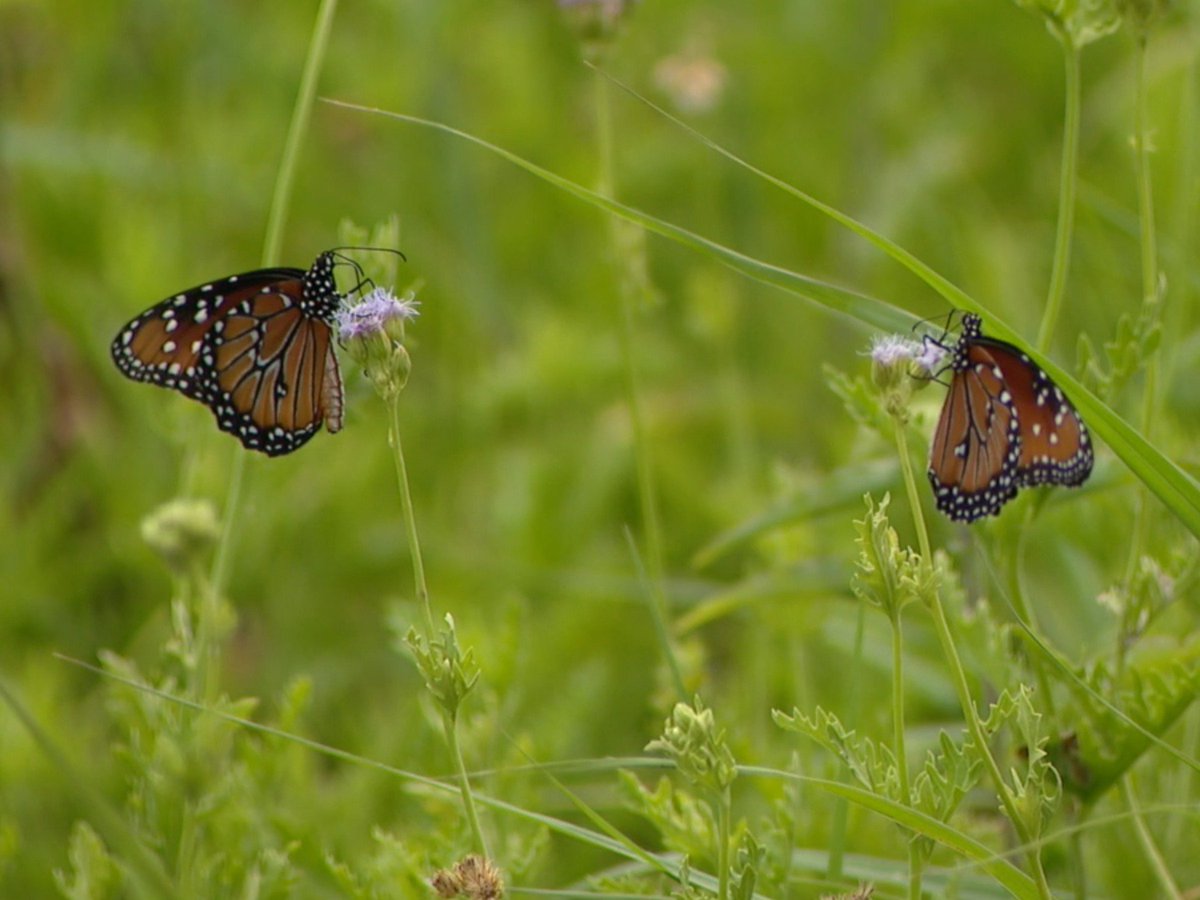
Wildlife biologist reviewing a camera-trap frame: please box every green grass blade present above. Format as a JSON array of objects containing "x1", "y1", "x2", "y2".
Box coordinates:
[{"x1": 324, "y1": 99, "x2": 909, "y2": 334}]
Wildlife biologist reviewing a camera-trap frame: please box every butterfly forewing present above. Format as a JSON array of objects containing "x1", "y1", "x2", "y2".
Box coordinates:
[
  {"x1": 111, "y1": 255, "x2": 345, "y2": 457},
  {"x1": 928, "y1": 342, "x2": 1021, "y2": 522},
  {"x1": 211, "y1": 285, "x2": 327, "y2": 455}
]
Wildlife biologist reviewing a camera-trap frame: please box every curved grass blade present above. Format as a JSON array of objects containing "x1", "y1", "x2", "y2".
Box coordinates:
[{"x1": 323, "y1": 99, "x2": 910, "y2": 335}]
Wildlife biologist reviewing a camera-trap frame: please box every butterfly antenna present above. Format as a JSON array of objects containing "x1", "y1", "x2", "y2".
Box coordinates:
[{"x1": 329, "y1": 245, "x2": 408, "y2": 263}]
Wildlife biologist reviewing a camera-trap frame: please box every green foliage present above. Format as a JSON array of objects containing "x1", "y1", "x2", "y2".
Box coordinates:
[
  {"x1": 405, "y1": 614, "x2": 481, "y2": 723},
  {"x1": 646, "y1": 697, "x2": 737, "y2": 797},
  {"x1": 1058, "y1": 645, "x2": 1200, "y2": 801},
  {"x1": 850, "y1": 494, "x2": 940, "y2": 622},
  {"x1": 984, "y1": 687, "x2": 1061, "y2": 840},
  {"x1": 54, "y1": 824, "x2": 119, "y2": 900},
  {"x1": 1078, "y1": 309, "x2": 1161, "y2": 402}
]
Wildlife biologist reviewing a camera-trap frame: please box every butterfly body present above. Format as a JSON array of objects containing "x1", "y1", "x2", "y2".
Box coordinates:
[
  {"x1": 112, "y1": 252, "x2": 344, "y2": 456},
  {"x1": 927, "y1": 313, "x2": 1093, "y2": 522}
]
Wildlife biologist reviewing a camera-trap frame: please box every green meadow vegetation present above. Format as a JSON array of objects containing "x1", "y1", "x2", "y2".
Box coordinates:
[{"x1": 3, "y1": 0, "x2": 1199, "y2": 896}]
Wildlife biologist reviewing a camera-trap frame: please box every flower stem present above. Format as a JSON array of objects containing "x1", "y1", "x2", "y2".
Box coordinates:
[
  {"x1": 926, "y1": 595, "x2": 1052, "y2": 897},
  {"x1": 889, "y1": 417, "x2": 922, "y2": 899},
  {"x1": 715, "y1": 787, "x2": 731, "y2": 900},
  {"x1": 389, "y1": 396, "x2": 434, "y2": 637},
  {"x1": 442, "y1": 708, "x2": 491, "y2": 859},
  {"x1": 1036, "y1": 34, "x2": 1081, "y2": 354},
  {"x1": 389, "y1": 396, "x2": 488, "y2": 855},
  {"x1": 891, "y1": 408, "x2": 931, "y2": 563}
]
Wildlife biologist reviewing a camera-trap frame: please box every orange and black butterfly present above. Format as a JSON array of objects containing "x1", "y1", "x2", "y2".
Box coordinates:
[
  {"x1": 111, "y1": 251, "x2": 346, "y2": 456},
  {"x1": 926, "y1": 313, "x2": 1093, "y2": 522}
]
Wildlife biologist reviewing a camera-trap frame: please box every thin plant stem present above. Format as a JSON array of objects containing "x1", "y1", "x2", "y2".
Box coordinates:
[
  {"x1": 442, "y1": 709, "x2": 491, "y2": 859},
  {"x1": 1011, "y1": 515, "x2": 1057, "y2": 717},
  {"x1": 624, "y1": 528, "x2": 687, "y2": 701},
  {"x1": 1070, "y1": 806, "x2": 1087, "y2": 900},
  {"x1": 896, "y1": 403, "x2": 1051, "y2": 897},
  {"x1": 925, "y1": 594, "x2": 1052, "y2": 898},
  {"x1": 1132, "y1": 34, "x2": 1161, "y2": 325},
  {"x1": 826, "y1": 601, "x2": 866, "y2": 883},
  {"x1": 1163, "y1": 708, "x2": 1199, "y2": 854},
  {"x1": 715, "y1": 787, "x2": 731, "y2": 900},
  {"x1": 895, "y1": 619, "x2": 924, "y2": 900},
  {"x1": 592, "y1": 65, "x2": 682, "y2": 700},
  {"x1": 388, "y1": 395, "x2": 434, "y2": 636},
  {"x1": 388, "y1": 395, "x2": 486, "y2": 856},
  {"x1": 891, "y1": 411, "x2": 930, "y2": 562},
  {"x1": 598, "y1": 69, "x2": 664, "y2": 581},
  {"x1": 1120, "y1": 776, "x2": 1182, "y2": 898},
  {"x1": 1036, "y1": 36, "x2": 1082, "y2": 354},
  {"x1": 1123, "y1": 32, "x2": 1164, "y2": 596},
  {"x1": 890, "y1": 417, "x2": 922, "y2": 899},
  {"x1": 262, "y1": 0, "x2": 339, "y2": 265},
  {"x1": 201, "y1": 451, "x2": 243, "y2": 705}
]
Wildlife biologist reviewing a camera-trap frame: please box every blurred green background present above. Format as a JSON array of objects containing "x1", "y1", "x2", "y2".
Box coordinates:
[{"x1": 2, "y1": 0, "x2": 1198, "y2": 895}]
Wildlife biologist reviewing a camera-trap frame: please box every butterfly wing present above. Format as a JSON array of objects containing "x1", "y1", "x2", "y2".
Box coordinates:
[
  {"x1": 112, "y1": 265, "x2": 343, "y2": 456},
  {"x1": 928, "y1": 342, "x2": 1022, "y2": 522},
  {"x1": 979, "y1": 338, "x2": 1094, "y2": 489},
  {"x1": 112, "y1": 268, "x2": 307, "y2": 396},
  {"x1": 207, "y1": 282, "x2": 342, "y2": 456}
]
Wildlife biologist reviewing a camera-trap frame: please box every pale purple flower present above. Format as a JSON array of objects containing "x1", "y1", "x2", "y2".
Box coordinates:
[
  {"x1": 869, "y1": 334, "x2": 921, "y2": 368},
  {"x1": 337, "y1": 288, "x2": 420, "y2": 342}
]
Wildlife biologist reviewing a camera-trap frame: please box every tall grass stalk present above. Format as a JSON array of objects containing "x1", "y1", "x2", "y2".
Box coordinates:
[
  {"x1": 591, "y1": 67, "x2": 686, "y2": 702},
  {"x1": 1036, "y1": 36, "x2": 1082, "y2": 354},
  {"x1": 1124, "y1": 31, "x2": 1165, "y2": 591},
  {"x1": 1116, "y1": 31, "x2": 1180, "y2": 891}
]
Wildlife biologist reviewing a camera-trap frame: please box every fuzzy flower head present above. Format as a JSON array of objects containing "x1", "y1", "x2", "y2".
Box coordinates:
[
  {"x1": 140, "y1": 498, "x2": 221, "y2": 572},
  {"x1": 430, "y1": 854, "x2": 504, "y2": 900},
  {"x1": 338, "y1": 287, "x2": 419, "y2": 343},
  {"x1": 867, "y1": 332, "x2": 944, "y2": 422},
  {"x1": 336, "y1": 287, "x2": 420, "y2": 401},
  {"x1": 558, "y1": 0, "x2": 639, "y2": 57}
]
